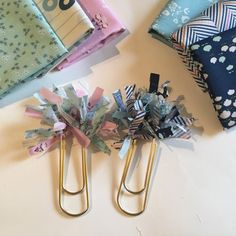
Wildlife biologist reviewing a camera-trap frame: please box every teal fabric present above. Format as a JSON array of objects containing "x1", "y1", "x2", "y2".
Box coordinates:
[
  {"x1": 149, "y1": 0, "x2": 220, "y2": 47},
  {"x1": 0, "y1": 0, "x2": 67, "y2": 97}
]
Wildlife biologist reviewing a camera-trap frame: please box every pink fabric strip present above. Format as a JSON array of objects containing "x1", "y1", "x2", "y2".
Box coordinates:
[
  {"x1": 57, "y1": 0, "x2": 125, "y2": 70},
  {"x1": 72, "y1": 127, "x2": 91, "y2": 148},
  {"x1": 88, "y1": 87, "x2": 104, "y2": 109},
  {"x1": 29, "y1": 137, "x2": 59, "y2": 156},
  {"x1": 25, "y1": 107, "x2": 43, "y2": 119},
  {"x1": 101, "y1": 121, "x2": 117, "y2": 131},
  {"x1": 76, "y1": 89, "x2": 87, "y2": 98},
  {"x1": 39, "y1": 88, "x2": 63, "y2": 105},
  {"x1": 99, "y1": 121, "x2": 117, "y2": 137},
  {"x1": 29, "y1": 127, "x2": 90, "y2": 155}
]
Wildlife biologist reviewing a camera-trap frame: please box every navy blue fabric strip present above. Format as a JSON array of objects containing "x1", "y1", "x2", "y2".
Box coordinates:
[{"x1": 149, "y1": 73, "x2": 160, "y2": 93}]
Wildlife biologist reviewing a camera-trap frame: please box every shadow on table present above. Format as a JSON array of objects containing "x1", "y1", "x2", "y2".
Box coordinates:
[
  {"x1": 0, "y1": 30, "x2": 129, "y2": 108},
  {"x1": 0, "y1": 109, "x2": 34, "y2": 168},
  {"x1": 48, "y1": 137, "x2": 108, "y2": 218},
  {"x1": 0, "y1": 124, "x2": 28, "y2": 166},
  {"x1": 110, "y1": 140, "x2": 162, "y2": 216}
]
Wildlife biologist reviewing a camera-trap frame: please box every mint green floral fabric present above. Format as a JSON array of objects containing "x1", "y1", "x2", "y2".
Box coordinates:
[
  {"x1": 0, "y1": 0, "x2": 67, "y2": 97},
  {"x1": 149, "y1": 0, "x2": 220, "y2": 47}
]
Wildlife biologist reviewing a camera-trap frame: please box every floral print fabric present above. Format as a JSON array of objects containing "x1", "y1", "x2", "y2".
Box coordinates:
[
  {"x1": 149, "y1": 0, "x2": 219, "y2": 47},
  {"x1": 0, "y1": 0, "x2": 67, "y2": 97},
  {"x1": 190, "y1": 28, "x2": 236, "y2": 129}
]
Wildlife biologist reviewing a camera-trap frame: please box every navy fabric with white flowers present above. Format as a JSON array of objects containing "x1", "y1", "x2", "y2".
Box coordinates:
[{"x1": 190, "y1": 28, "x2": 236, "y2": 129}]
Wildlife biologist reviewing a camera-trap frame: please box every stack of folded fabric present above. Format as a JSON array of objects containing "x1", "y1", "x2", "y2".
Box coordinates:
[
  {"x1": 149, "y1": 0, "x2": 236, "y2": 129},
  {"x1": 34, "y1": 0, "x2": 94, "y2": 50},
  {"x1": 0, "y1": 0, "x2": 125, "y2": 98},
  {"x1": 149, "y1": 0, "x2": 219, "y2": 47},
  {"x1": 57, "y1": 0, "x2": 126, "y2": 70},
  {"x1": 0, "y1": 0, "x2": 67, "y2": 97},
  {"x1": 190, "y1": 28, "x2": 236, "y2": 128}
]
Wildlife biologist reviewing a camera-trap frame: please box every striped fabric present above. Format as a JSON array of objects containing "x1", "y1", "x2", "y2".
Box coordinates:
[
  {"x1": 126, "y1": 98, "x2": 136, "y2": 114},
  {"x1": 172, "y1": 116, "x2": 195, "y2": 126},
  {"x1": 129, "y1": 110, "x2": 146, "y2": 135},
  {"x1": 140, "y1": 133, "x2": 154, "y2": 141},
  {"x1": 125, "y1": 85, "x2": 136, "y2": 100},
  {"x1": 172, "y1": 1, "x2": 236, "y2": 91},
  {"x1": 152, "y1": 105, "x2": 161, "y2": 121},
  {"x1": 134, "y1": 99, "x2": 144, "y2": 111},
  {"x1": 172, "y1": 127, "x2": 192, "y2": 139}
]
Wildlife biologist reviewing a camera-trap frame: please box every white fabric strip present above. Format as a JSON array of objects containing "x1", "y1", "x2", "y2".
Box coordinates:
[{"x1": 34, "y1": 0, "x2": 94, "y2": 49}]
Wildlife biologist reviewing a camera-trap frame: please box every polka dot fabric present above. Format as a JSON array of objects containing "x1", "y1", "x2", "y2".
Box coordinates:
[{"x1": 191, "y1": 28, "x2": 236, "y2": 129}]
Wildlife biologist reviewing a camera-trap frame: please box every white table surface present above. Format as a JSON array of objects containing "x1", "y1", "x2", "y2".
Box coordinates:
[{"x1": 1, "y1": 0, "x2": 236, "y2": 235}]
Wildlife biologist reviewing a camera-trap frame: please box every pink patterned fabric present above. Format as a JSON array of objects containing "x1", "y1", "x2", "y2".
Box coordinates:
[{"x1": 57, "y1": 0, "x2": 125, "y2": 70}]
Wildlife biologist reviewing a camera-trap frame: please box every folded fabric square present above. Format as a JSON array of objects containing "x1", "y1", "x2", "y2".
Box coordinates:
[
  {"x1": 57, "y1": 0, "x2": 126, "y2": 70},
  {"x1": 34, "y1": 0, "x2": 94, "y2": 49},
  {"x1": 172, "y1": 1, "x2": 236, "y2": 91},
  {"x1": 0, "y1": 0, "x2": 67, "y2": 97},
  {"x1": 190, "y1": 28, "x2": 236, "y2": 129},
  {"x1": 149, "y1": 0, "x2": 219, "y2": 47}
]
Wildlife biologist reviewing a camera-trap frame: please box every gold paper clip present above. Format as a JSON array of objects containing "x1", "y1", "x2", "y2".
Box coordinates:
[
  {"x1": 59, "y1": 136, "x2": 89, "y2": 217},
  {"x1": 117, "y1": 139, "x2": 158, "y2": 216}
]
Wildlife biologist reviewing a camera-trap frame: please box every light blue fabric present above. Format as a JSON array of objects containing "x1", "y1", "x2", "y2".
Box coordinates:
[{"x1": 149, "y1": 0, "x2": 220, "y2": 47}]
